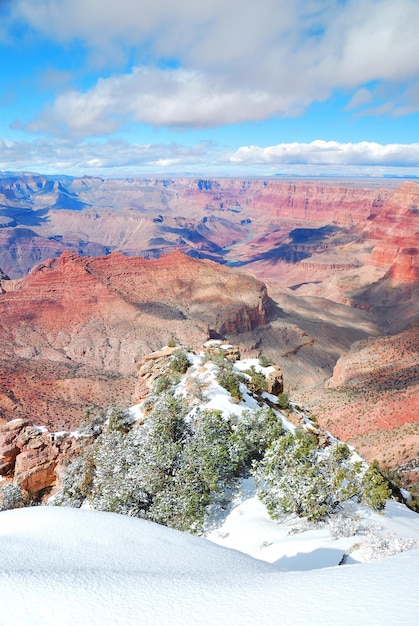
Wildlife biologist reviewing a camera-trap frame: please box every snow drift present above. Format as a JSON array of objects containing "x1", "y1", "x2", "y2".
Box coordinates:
[{"x1": 0, "y1": 506, "x2": 418, "y2": 626}]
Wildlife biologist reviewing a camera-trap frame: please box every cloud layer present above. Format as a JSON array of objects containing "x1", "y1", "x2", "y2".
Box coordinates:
[
  {"x1": 7, "y1": 0, "x2": 419, "y2": 135},
  {"x1": 230, "y1": 141, "x2": 419, "y2": 167},
  {"x1": 1, "y1": 137, "x2": 418, "y2": 176}
]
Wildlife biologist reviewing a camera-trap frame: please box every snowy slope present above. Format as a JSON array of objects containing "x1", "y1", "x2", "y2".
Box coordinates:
[
  {"x1": 2, "y1": 347, "x2": 418, "y2": 625},
  {"x1": 0, "y1": 506, "x2": 418, "y2": 626},
  {"x1": 205, "y1": 477, "x2": 419, "y2": 569}
]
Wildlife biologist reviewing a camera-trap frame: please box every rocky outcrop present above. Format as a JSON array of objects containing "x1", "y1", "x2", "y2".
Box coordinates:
[
  {"x1": 13, "y1": 441, "x2": 59, "y2": 495},
  {"x1": 203, "y1": 340, "x2": 241, "y2": 362},
  {"x1": 135, "y1": 347, "x2": 179, "y2": 396},
  {"x1": 0, "y1": 420, "x2": 30, "y2": 474},
  {"x1": 365, "y1": 182, "x2": 419, "y2": 284},
  {"x1": 266, "y1": 365, "x2": 284, "y2": 395},
  {"x1": 0, "y1": 418, "x2": 87, "y2": 497},
  {"x1": 370, "y1": 240, "x2": 419, "y2": 283},
  {"x1": 0, "y1": 420, "x2": 59, "y2": 496},
  {"x1": 386, "y1": 248, "x2": 419, "y2": 283}
]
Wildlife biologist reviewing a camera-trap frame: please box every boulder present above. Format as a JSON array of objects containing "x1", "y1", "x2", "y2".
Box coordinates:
[{"x1": 13, "y1": 446, "x2": 59, "y2": 494}]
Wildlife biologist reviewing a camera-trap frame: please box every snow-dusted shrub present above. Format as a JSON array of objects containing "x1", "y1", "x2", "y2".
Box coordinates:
[
  {"x1": 106, "y1": 405, "x2": 135, "y2": 433},
  {"x1": 187, "y1": 376, "x2": 208, "y2": 402},
  {"x1": 232, "y1": 407, "x2": 284, "y2": 469},
  {"x1": 329, "y1": 513, "x2": 361, "y2": 538},
  {"x1": 71, "y1": 393, "x2": 241, "y2": 531},
  {"x1": 276, "y1": 392, "x2": 290, "y2": 409},
  {"x1": 359, "y1": 527, "x2": 419, "y2": 561},
  {"x1": 53, "y1": 454, "x2": 95, "y2": 508},
  {"x1": 148, "y1": 409, "x2": 239, "y2": 531},
  {"x1": 90, "y1": 392, "x2": 188, "y2": 518},
  {"x1": 90, "y1": 428, "x2": 151, "y2": 516},
  {"x1": 243, "y1": 366, "x2": 268, "y2": 395},
  {"x1": 0, "y1": 484, "x2": 26, "y2": 511},
  {"x1": 258, "y1": 354, "x2": 272, "y2": 367},
  {"x1": 215, "y1": 360, "x2": 244, "y2": 400},
  {"x1": 153, "y1": 375, "x2": 173, "y2": 394},
  {"x1": 77, "y1": 410, "x2": 106, "y2": 438},
  {"x1": 170, "y1": 349, "x2": 190, "y2": 374},
  {"x1": 254, "y1": 432, "x2": 391, "y2": 523}
]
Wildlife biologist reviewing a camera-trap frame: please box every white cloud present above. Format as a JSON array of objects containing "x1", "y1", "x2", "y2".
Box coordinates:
[
  {"x1": 21, "y1": 67, "x2": 299, "y2": 136},
  {"x1": 230, "y1": 141, "x2": 419, "y2": 167},
  {"x1": 1, "y1": 137, "x2": 419, "y2": 177},
  {"x1": 0, "y1": 137, "x2": 223, "y2": 174},
  {"x1": 7, "y1": 0, "x2": 419, "y2": 133}
]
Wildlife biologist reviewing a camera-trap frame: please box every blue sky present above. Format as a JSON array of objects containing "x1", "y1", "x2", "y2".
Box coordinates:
[{"x1": 1, "y1": 0, "x2": 419, "y2": 178}]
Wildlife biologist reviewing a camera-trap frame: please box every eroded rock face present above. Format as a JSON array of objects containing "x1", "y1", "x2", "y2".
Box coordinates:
[
  {"x1": 0, "y1": 250, "x2": 270, "y2": 429},
  {"x1": 0, "y1": 421, "x2": 57, "y2": 496},
  {"x1": 295, "y1": 327, "x2": 419, "y2": 470},
  {"x1": 366, "y1": 182, "x2": 419, "y2": 284},
  {"x1": 0, "y1": 420, "x2": 30, "y2": 474},
  {"x1": 13, "y1": 445, "x2": 59, "y2": 494},
  {"x1": 135, "y1": 347, "x2": 179, "y2": 397},
  {"x1": 0, "y1": 418, "x2": 87, "y2": 497}
]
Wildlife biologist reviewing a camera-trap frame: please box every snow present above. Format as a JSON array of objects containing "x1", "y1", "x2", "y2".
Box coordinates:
[
  {"x1": 205, "y1": 477, "x2": 419, "y2": 569},
  {"x1": 0, "y1": 505, "x2": 418, "y2": 626},
  {"x1": 2, "y1": 350, "x2": 418, "y2": 624},
  {"x1": 128, "y1": 402, "x2": 145, "y2": 422}
]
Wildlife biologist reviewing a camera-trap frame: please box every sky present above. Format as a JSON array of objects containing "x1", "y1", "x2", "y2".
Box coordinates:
[{"x1": 0, "y1": 0, "x2": 419, "y2": 178}]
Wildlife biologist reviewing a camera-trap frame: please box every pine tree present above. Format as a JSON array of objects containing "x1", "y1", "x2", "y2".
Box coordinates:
[{"x1": 254, "y1": 432, "x2": 391, "y2": 522}]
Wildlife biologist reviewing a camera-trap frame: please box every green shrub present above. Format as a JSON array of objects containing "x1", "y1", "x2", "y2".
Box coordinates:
[
  {"x1": 216, "y1": 360, "x2": 244, "y2": 400},
  {"x1": 244, "y1": 366, "x2": 268, "y2": 395},
  {"x1": 258, "y1": 354, "x2": 272, "y2": 367},
  {"x1": 170, "y1": 349, "x2": 190, "y2": 374},
  {"x1": 53, "y1": 454, "x2": 95, "y2": 508},
  {"x1": 153, "y1": 375, "x2": 174, "y2": 394},
  {"x1": 276, "y1": 392, "x2": 290, "y2": 409},
  {"x1": 84, "y1": 394, "x2": 243, "y2": 532},
  {"x1": 77, "y1": 410, "x2": 106, "y2": 438},
  {"x1": 232, "y1": 407, "x2": 284, "y2": 469},
  {"x1": 0, "y1": 484, "x2": 26, "y2": 511},
  {"x1": 106, "y1": 406, "x2": 134, "y2": 433},
  {"x1": 148, "y1": 410, "x2": 239, "y2": 531}
]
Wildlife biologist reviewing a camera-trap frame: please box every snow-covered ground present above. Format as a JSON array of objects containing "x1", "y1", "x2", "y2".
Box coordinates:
[
  {"x1": 0, "y1": 505, "x2": 418, "y2": 626},
  {"x1": 205, "y1": 476, "x2": 419, "y2": 568},
  {"x1": 2, "y1": 348, "x2": 418, "y2": 624}
]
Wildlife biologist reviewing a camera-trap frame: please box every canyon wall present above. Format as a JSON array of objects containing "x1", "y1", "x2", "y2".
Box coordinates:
[{"x1": 0, "y1": 250, "x2": 270, "y2": 429}]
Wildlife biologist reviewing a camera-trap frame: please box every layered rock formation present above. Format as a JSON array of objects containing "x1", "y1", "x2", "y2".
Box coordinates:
[
  {"x1": 0, "y1": 174, "x2": 410, "y2": 283},
  {"x1": 0, "y1": 419, "x2": 81, "y2": 496},
  {"x1": 0, "y1": 250, "x2": 270, "y2": 429}
]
